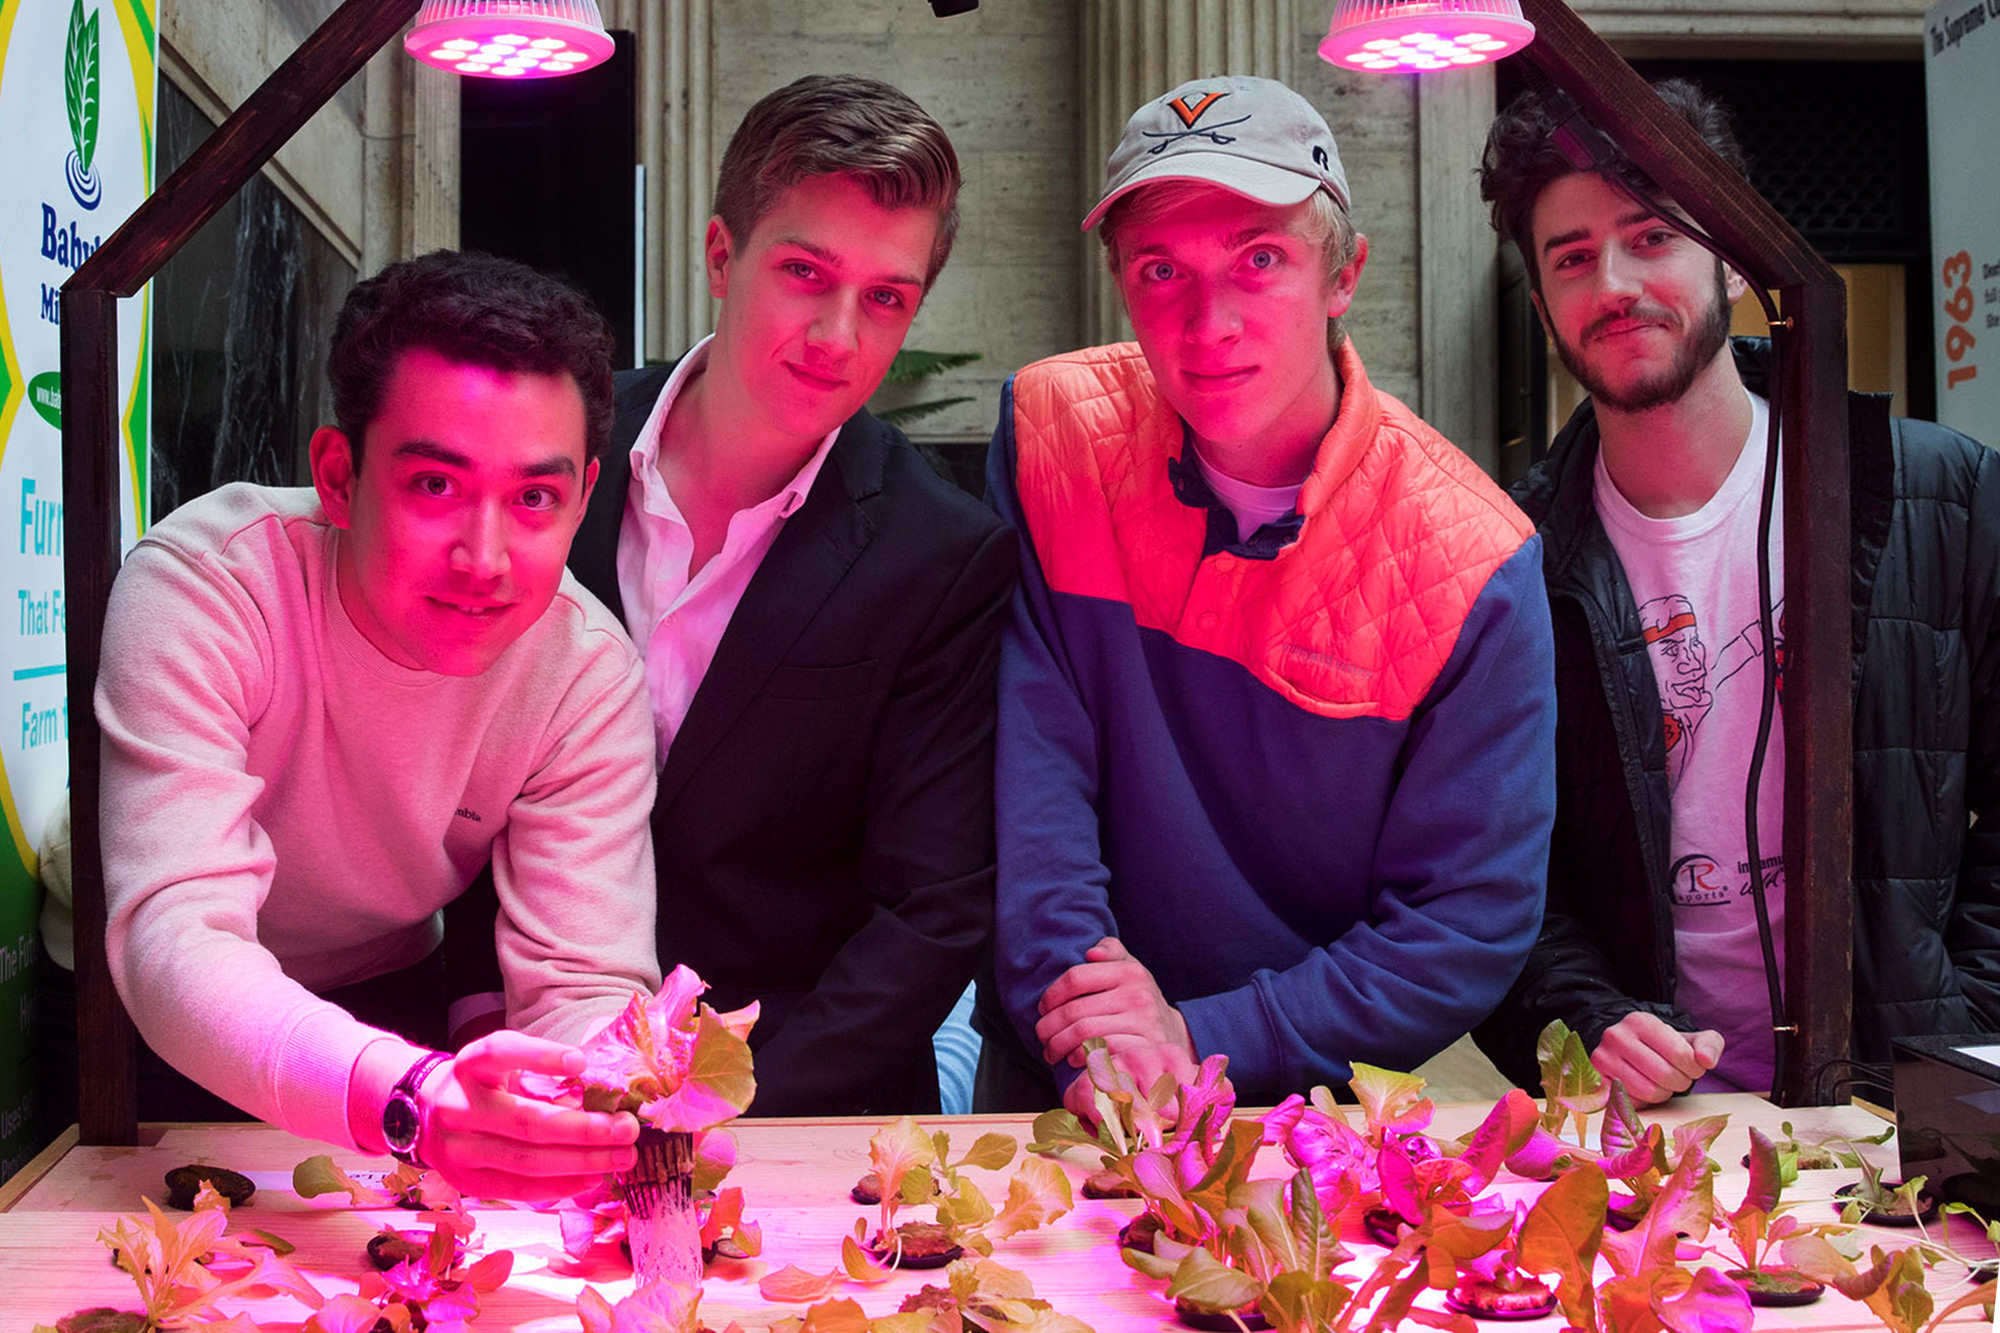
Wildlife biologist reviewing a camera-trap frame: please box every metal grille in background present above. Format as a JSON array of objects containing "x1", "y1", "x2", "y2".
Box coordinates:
[{"x1": 1628, "y1": 59, "x2": 1930, "y2": 265}]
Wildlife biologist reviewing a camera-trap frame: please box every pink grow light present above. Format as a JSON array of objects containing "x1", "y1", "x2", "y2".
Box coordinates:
[
  {"x1": 1318, "y1": 0, "x2": 1535, "y2": 72},
  {"x1": 405, "y1": 0, "x2": 614, "y2": 79}
]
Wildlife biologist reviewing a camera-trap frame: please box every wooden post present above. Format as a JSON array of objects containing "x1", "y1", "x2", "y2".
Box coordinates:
[{"x1": 59, "y1": 288, "x2": 134, "y2": 1147}]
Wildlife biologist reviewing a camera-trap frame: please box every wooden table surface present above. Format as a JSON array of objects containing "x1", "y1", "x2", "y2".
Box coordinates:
[{"x1": 1, "y1": 1096, "x2": 1989, "y2": 1330}]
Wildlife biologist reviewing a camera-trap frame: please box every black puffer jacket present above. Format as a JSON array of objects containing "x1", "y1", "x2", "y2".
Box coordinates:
[{"x1": 1473, "y1": 339, "x2": 2000, "y2": 1089}]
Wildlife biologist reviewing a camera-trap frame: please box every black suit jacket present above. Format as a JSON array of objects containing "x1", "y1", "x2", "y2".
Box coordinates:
[{"x1": 573, "y1": 365, "x2": 1015, "y2": 1114}]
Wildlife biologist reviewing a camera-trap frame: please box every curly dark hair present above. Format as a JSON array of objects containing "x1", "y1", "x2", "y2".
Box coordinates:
[
  {"x1": 328, "y1": 249, "x2": 617, "y2": 462},
  {"x1": 1480, "y1": 77, "x2": 1749, "y2": 290},
  {"x1": 713, "y1": 74, "x2": 960, "y2": 291}
]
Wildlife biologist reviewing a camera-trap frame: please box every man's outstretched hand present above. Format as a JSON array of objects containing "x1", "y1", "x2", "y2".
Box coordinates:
[
  {"x1": 356, "y1": 1031, "x2": 639, "y2": 1203},
  {"x1": 1591, "y1": 1011, "x2": 1725, "y2": 1106}
]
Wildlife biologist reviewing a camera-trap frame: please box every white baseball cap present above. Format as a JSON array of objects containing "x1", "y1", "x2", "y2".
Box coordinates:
[{"x1": 1083, "y1": 74, "x2": 1351, "y2": 231}]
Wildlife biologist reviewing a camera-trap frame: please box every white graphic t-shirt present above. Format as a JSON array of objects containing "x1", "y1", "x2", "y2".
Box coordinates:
[{"x1": 1594, "y1": 390, "x2": 1786, "y2": 1095}]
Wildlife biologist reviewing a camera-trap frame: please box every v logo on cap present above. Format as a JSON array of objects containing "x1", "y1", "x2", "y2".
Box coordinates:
[{"x1": 1167, "y1": 91, "x2": 1227, "y2": 126}]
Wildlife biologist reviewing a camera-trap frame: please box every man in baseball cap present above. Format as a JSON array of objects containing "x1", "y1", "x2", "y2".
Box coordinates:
[{"x1": 977, "y1": 75, "x2": 1557, "y2": 1115}]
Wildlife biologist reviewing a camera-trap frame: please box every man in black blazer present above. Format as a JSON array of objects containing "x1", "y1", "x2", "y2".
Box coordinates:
[{"x1": 458, "y1": 74, "x2": 1014, "y2": 1115}]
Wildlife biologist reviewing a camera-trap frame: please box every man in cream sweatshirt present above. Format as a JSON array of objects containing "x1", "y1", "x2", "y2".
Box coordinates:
[{"x1": 93, "y1": 251, "x2": 660, "y2": 1200}]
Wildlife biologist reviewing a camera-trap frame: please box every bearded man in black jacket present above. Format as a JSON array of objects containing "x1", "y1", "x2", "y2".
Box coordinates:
[{"x1": 1471, "y1": 78, "x2": 2000, "y2": 1105}]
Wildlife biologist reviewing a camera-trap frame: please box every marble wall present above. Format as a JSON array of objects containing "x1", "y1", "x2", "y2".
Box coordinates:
[{"x1": 148, "y1": 80, "x2": 354, "y2": 519}]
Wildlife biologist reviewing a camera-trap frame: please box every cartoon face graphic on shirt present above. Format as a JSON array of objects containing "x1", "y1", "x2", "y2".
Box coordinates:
[
  {"x1": 1652, "y1": 615, "x2": 1711, "y2": 711},
  {"x1": 1641, "y1": 591, "x2": 1786, "y2": 791},
  {"x1": 1642, "y1": 595, "x2": 1712, "y2": 770}
]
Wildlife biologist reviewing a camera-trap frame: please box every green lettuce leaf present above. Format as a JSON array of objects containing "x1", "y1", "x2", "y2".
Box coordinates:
[
  {"x1": 1348, "y1": 1064, "x2": 1433, "y2": 1138},
  {"x1": 986, "y1": 1156, "x2": 1073, "y2": 1241},
  {"x1": 1166, "y1": 1246, "x2": 1263, "y2": 1315}
]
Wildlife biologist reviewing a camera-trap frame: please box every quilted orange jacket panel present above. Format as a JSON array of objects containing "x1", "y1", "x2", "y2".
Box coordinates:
[{"x1": 1011, "y1": 341, "x2": 1534, "y2": 721}]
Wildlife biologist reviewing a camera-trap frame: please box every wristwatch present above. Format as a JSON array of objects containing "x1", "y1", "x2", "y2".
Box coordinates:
[{"x1": 381, "y1": 1050, "x2": 451, "y2": 1168}]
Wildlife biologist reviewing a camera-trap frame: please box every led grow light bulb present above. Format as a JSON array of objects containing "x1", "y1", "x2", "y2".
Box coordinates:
[
  {"x1": 1319, "y1": 0, "x2": 1533, "y2": 72},
  {"x1": 406, "y1": 0, "x2": 613, "y2": 79}
]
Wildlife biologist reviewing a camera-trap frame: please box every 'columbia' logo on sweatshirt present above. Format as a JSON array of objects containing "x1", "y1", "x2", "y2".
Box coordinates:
[{"x1": 455, "y1": 807, "x2": 483, "y2": 823}]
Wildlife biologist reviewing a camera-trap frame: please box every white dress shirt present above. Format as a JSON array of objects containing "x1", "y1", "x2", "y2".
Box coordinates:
[{"x1": 615, "y1": 336, "x2": 841, "y2": 763}]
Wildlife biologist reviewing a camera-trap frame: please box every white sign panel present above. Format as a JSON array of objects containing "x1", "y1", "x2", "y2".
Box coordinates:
[
  {"x1": 0, "y1": 0, "x2": 155, "y2": 1173},
  {"x1": 1926, "y1": 0, "x2": 2000, "y2": 445}
]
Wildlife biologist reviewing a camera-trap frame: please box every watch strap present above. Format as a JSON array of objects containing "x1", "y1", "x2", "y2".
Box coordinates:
[{"x1": 383, "y1": 1050, "x2": 451, "y2": 1168}]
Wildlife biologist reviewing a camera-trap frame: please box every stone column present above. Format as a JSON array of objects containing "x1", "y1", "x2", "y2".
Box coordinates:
[
  {"x1": 604, "y1": 0, "x2": 714, "y2": 362},
  {"x1": 360, "y1": 39, "x2": 459, "y2": 276},
  {"x1": 1416, "y1": 69, "x2": 1498, "y2": 472},
  {"x1": 1076, "y1": 0, "x2": 1297, "y2": 345}
]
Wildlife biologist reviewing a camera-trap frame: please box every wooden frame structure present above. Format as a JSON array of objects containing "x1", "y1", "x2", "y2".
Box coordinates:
[{"x1": 57, "y1": 0, "x2": 1852, "y2": 1145}]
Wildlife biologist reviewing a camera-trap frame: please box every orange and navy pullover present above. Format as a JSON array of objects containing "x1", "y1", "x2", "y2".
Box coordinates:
[{"x1": 988, "y1": 342, "x2": 1556, "y2": 1104}]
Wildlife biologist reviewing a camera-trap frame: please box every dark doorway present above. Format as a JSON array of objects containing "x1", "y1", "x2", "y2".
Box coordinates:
[{"x1": 460, "y1": 30, "x2": 638, "y2": 367}]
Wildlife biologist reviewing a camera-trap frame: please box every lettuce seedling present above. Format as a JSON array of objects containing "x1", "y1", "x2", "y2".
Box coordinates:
[
  {"x1": 1376, "y1": 1089, "x2": 1540, "y2": 1234},
  {"x1": 577, "y1": 1274, "x2": 745, "y2": 1333},
  {"x1": 760, "y1": 1120, "x2": 1067, "y2": 1303},
  {"x1": 1262, "y1": 1086, "x2": 1373, "y2": 1217},
  {"x1": 858, "y1": 1117, "x2": 1069, "y2": 1264},
  {"x1": 1027, "y1": 1040, "x2": 1191, "y2": 1197},
  {"x1": 1127, "y1": 1166, "x2": 1362, "y2": 1333},
  {"x1": 1517, "y1": 1161, "x2": 1609, "y2": 1330},
  {"x1": 1349, "y1": 1064, "x2": 1436, "y2": 1150},
  {"x1": 1693, "y1": 1125, "x2": 1843, "y2": 1306},
  {"x1": 768, "y1": 1257, "x2": 1094, "y2": 1333},
  {"x1": 43, "y1": 1187, "x2": 321, "y2": 1333},
  {"x1": 347, "y1": 1218, "x2": 512, "y2": 1331},
  {"x1": 1780, "y1": 1231, "x2": 1993, "y2": 1333},
  {"x1": 561, "y1": 965, "x2": 759, "y2": 1132},
  {"x1": 1535, "y1": 1021, "x2": 1609, "y2": 1142},
  {"x1": 1122, "y1": 1116, "x2": 1265, "y2": 1261},
  {"x1": 293, "y1": 1154, "x2": 459, "y2": 1215}
]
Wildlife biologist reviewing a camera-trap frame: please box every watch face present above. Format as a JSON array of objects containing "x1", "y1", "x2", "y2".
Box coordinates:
[{"x1": 383, "y1": 1093, "x2": 421, "y2": 1153}]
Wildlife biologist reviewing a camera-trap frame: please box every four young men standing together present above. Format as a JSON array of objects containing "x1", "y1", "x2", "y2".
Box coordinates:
[{"x1": 67, "y1": 59, "x2": 2000, "y2": 1186}]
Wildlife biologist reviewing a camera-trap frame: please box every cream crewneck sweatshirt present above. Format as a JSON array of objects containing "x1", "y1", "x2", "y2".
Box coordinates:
[{"x1": 96, "y1": 485, "x2": 661, "y2": 1148}]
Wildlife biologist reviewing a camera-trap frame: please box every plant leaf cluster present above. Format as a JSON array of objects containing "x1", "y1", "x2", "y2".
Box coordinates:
[
  {"x1": 578, "y1": 1273, "x2": 747, "y2": 1333},
  {"x1": 1037, "y1": 1049, "x2": 1251, "y2": 1258},
  {"x1": 863, "y1": 1117, "x2": 1070, "y2": 1258},
  {"x1": 293, "y1": 1155, "x2": 460, "y2": 1215},
  {"x1": 870, "y1": 349, "x2": 983, "y2": 429},
  {"x1": 332, "y1": 1216, "x2": 513, "y2": 1333},
  {"x1": 760, "y1": 1118, "x2": 1072, "y2": 1309},
  {"x1": 1028, "y1": 1040, "x2": 1192, "y2": 1194},
  {"x1": 43, "y1": 1187, "x2": 319, "y2": 1333},
  {"x1": 46, "y1": 1158, "x2": 524, "y2": 1333},
  {"x1": 770, "y1": 1256, "x2": 1095, "y2": 1333},
  {"x1": 565, "y1": 965, "x2": 760, "y2": 1132},
  {"x1": 1108, "y1": 1021, "x2": 1985, "y2": 1333}
]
